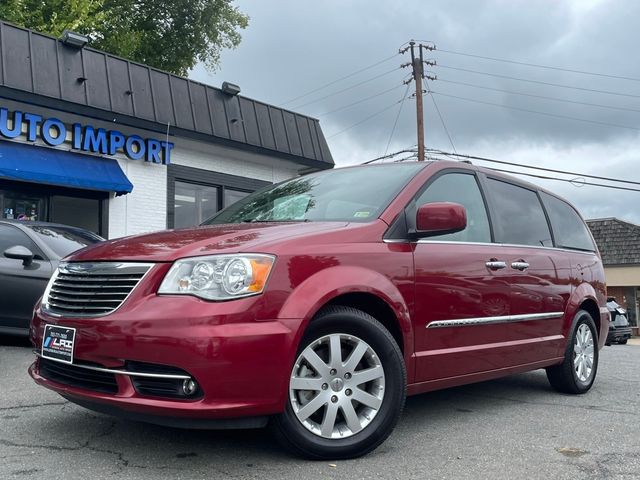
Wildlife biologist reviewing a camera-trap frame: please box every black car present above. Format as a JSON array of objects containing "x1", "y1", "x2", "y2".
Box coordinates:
[
  {"x1": 0, "y1": 220, "x2": 103, "y2": 336},
  {"x1": 605, "y1": 298, "x2": 633, "y2": 345}
]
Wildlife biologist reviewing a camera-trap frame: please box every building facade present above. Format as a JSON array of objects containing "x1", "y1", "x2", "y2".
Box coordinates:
[
  {"x1": 0, "y1": 20, "x2": 333, "y2": 239},
  {"x1": 587, "y1": 217, "x2": 640, "y2": 333}
]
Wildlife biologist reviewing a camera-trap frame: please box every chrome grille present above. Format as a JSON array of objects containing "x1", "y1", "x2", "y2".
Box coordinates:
[{"x1": 43, "y1": 262, "x2": 153, "y2": 317}]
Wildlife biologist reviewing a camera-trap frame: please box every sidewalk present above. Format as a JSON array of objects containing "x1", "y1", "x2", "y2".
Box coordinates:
[{"x1": 628, "y1": 337, "x2": 640, "y2": 346}]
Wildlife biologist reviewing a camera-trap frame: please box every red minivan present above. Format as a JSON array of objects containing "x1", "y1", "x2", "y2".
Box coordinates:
[{"x1": 29, "y1": 161, "x2": 608, "y2": 459}]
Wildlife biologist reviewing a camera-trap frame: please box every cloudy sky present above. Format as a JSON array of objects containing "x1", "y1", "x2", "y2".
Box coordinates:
[{"x1": 191, "y1": 0, "x2": 640, "y2": 223}]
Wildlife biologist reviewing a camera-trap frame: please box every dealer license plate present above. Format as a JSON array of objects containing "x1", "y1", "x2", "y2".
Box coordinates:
[{"x1": 41, "y1": 325, "x2": 76, "y2": 364}]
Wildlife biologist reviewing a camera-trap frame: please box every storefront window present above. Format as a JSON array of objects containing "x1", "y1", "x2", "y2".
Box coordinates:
[
  {"x1": 50, "y1": 196, "x2": 100, "y2": 234},
  {"x1": 174, "y1": 181, "x2": 219, "y2": 228},
  {"x1": 0, "y1": 186, "x2": 106, "y2": 236},
  {"x1": 224, "y1": 188, "x2": 249, "y2": 208},
  {"x1": 2, "y1": 193, "x2": 45, "y2": 221}
]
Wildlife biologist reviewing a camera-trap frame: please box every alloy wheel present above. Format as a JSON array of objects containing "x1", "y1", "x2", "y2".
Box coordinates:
[
  {"x1": 289, "y1": 333, "x2": 385, "y2": 439},
  {"x1": 573, "y1": 323, "x2": 595, "y2": 382}
]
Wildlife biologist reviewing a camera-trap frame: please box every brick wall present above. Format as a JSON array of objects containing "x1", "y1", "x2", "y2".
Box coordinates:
[{"x1": 607, "y1": 286, "x2": 625, "y2": 302}]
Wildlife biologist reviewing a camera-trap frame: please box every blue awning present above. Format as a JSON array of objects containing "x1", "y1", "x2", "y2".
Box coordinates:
[{"x1": 0, "y1": 141, "x2": 133, "y2": 195}]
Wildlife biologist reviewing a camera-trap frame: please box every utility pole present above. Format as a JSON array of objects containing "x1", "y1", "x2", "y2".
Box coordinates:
[{"x1": 401, "y1": 41, "x2": 436, "y2": 161}]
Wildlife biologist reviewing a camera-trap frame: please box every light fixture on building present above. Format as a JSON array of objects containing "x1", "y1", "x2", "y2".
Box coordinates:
[
  {"x1": 221, "y1": 81, "x2": 241, "y2": 96},
  {"x1": 59, "y1": 30, "x2": 89, "y2": 49}
]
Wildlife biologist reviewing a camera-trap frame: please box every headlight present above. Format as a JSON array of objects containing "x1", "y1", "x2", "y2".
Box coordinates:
[{"x1": 158, "y1": 254, "x2": 275, "y2": 300}]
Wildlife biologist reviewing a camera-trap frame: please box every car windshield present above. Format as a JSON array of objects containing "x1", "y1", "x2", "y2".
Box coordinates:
[
  {"x1": 203, "y1": 163, "x2": 425, "y2": 225},
  {"x1": 26, "y1": 225, "x2": 103, "y2": 258}
]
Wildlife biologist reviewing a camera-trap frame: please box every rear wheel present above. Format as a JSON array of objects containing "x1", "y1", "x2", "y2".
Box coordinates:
[
  {"x1": 273, "y1": 306, "x2": 406, "y2": 459},
  {"x1": 546, "y1": 310, "x2": 598, "y2": 394}
]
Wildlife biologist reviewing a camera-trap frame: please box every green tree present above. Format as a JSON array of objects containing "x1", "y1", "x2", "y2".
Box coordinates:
[
  {"x1": 0, "y1": 0, "x2": 105, "y2": 36},
  {"x1": 0, "y1": 0, "x2": 249, "y2": 76}
]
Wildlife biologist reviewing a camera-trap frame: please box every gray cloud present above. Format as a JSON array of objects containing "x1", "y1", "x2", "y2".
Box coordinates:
[{"x1": 191, "y1": 0, "x2": 640, "y2": 223}]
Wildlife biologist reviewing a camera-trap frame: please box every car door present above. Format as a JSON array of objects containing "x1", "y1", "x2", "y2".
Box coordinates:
[
  {"x1": 0, "y1": 224, "x2": 53, "y2": 332},
  {"x1": 482, "y1": 177, "x2": 567, "y2": 364},
  {"x1": 411, "y1": 170, "x2": 515, "y2": 382}
]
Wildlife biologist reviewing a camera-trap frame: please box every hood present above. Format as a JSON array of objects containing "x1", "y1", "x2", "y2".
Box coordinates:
[{"x1": 68, "y1": 222, "x2": 348, "y2": 262}]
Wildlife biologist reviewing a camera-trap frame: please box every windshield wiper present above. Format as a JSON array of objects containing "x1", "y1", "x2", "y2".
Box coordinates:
[{"x1": 241, "y1": 219, "x2": 311, "y2": 223}]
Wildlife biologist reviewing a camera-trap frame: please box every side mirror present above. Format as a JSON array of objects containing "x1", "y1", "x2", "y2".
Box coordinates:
[
  {"x1": 4, "y1": 245, "x2": 35, "y2": 266},
  {"x1": 415, "y1": 202, "x2": 467, "y2": 237}
]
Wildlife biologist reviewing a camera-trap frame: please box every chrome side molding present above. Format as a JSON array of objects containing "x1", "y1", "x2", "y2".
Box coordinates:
[{"x1": 427, "y1": 311, "x2": 564, "y2": 329}]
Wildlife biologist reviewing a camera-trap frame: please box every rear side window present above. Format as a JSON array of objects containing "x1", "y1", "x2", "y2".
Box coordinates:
[
  {"x1": 540, "y1": 192, "x2": 595, "y2": 251},
  {"x1": 415, "y1": 172, "x2": 491, "y2": 242},
  {"x1": 487, "y1": 179, "x2": 552, "y2": 247}
]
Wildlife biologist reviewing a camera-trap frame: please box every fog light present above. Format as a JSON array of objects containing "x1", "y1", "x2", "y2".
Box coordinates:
[{"x1": 182, "y1": 378, "x2": 198, "y2": 396}]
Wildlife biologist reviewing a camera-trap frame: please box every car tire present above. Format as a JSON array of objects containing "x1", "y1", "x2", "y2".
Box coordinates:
[
  {"x1": 618, "y1": 339, "x2": 628, "y2": 345},
  {"x1": 272, "y1": 306, "x2": 406, "y2": 460},
  {"x1": 546, "y1": 310, "x2": 598, "y2": 394}
]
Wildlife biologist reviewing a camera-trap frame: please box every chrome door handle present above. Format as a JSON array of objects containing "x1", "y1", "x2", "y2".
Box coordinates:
[
  {"x1": 511, "y1": 261, "x2": 530, "y2": 271},
  {"x1": 485, "y1": 260, "x2": 507, "y2": 270}
]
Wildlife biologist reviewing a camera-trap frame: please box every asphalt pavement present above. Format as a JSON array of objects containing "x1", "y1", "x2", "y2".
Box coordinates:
[{"x1": 1, "y1": 337, "x2": 639, "y2": 480}]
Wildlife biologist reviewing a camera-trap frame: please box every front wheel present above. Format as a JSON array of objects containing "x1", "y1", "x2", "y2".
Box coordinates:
[
  {"x1": 272, "y1": 306, "x2": 406, "y2": 459},
  {"x1": 546, "y1": 310, "x2": 598, "y2": 394}
]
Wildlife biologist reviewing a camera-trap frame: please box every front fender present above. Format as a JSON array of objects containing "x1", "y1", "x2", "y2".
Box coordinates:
[{"x1": 277, "y1": 265, "x2": 414, "y2": 378}]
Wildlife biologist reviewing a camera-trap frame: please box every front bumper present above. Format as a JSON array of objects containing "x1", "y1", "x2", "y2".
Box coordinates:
[{"x1": 29, "y1": 292, "x2": 302, "y2": 422}]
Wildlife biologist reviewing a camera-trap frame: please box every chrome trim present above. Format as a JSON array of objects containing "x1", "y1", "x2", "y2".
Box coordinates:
[
  {"x1": 414, "y1": 239, "x2": 597, "y2": 255},
  {"x1": 42, "y1": 262, "x2": 155, "y2": 318},
  {"x1": 35, "y1": 352, "x2": 191, "y2": 379},
  {"x1": 416, "y1": 240, "x2": 495, "y2": 246},
  {"x1": 511, "y1": 261, "x2": 530, "y2": 271},
  {"x1": 427, "y1": 311, "x2": 564, "y2": 329},
  {"x1": 485, "y1": 260, "x2": 507, "y2": 270}
]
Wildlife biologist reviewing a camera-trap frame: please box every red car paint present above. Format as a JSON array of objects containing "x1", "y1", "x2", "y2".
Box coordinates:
[{"x1": 29, "y1": 161, "x2": 608, "y2": 422}]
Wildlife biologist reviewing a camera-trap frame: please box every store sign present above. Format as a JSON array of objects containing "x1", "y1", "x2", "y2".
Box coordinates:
[{"x1": 0, "y1": 107, "x2": 173, "y2": 164}]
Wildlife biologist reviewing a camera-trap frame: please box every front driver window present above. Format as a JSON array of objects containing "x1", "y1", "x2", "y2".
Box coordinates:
[{"x1": 414, "y1": 173, "x2": 491, "y2": 243}]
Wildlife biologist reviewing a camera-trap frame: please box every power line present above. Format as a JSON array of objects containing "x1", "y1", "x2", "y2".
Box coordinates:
[
  {"x1": 317, "y1": 84, "x2": 404, "y2": 117},
  {"x1": 437, "y1": 48, "x2": 640, "y2": 83},
  {"x1": 480, "y1": 167, "x2": 640, "y2": 193},
  {"x1": 362, "y1": 147, "x2": 417, "y2": 165},
  {"x1": 326, "y1": 99, "x2": 403, "y2": 139},
  {"x1": 426, "y1": 149, "x2": 640, "y2": 188},
  {"x1": 438, "y1": 64, "x2": 640, "y2": 99},
  {"x1": 383, "y1": 84, "x2": 411, "y2": 156},
  {"x1": 290, "y1": 67, "x2": 400, "y2": 110},
  {"x1": 425, "y1": 78, "x2": 457, "y2": 153},
  {"x1": 367, "y1": 146, "x2": 640, "y2": 193},
  {"x1": 430, "y1": 90, "x2": 640, "y2": 132},
  {"x1": 437, "y1": 78, "x2": 640, "y2": 114},
  {"x1": 280, "y1": 53, "x2": 398, "y2": 106}
]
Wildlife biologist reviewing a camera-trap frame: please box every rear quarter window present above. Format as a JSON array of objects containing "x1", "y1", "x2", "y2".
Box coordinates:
[
  {"x1": 540, "y1": 192, "x2": 595, "y2": 251},
  {"x1": 486, "y1": 178, "x2": 553, "y2": 247}
]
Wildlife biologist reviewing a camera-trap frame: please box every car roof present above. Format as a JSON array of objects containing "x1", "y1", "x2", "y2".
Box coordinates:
[
  {"x1": 353, "y1": 159, "x2": 573, "y2": 203},
  {"x1": 0, "y1": 219, "x2": 89, "y2": 230}
]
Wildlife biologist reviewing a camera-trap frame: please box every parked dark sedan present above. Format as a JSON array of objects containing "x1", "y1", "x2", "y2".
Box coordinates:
[
  {"x1": 0, "y1": 220, "x2": 103, "y2": 336},
  {"x1": 605, "y1": 298, "x2": 633, "y2": 345}
]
